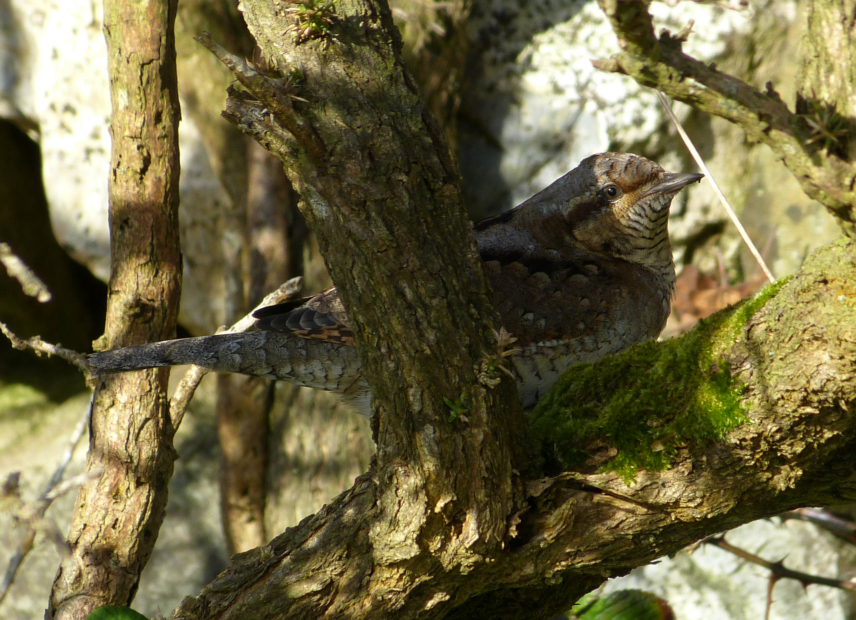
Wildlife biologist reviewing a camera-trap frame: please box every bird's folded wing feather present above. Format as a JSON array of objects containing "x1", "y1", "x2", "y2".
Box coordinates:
[
  {"x1": 252, "y1": 254, "x2": 626, "y2": 351},
  {"x1": 253, "y1": 286, "x2": 354, "y2": 345},
  {"x1": 482, "y1": 252, "x2": 623, "y2": 349}
]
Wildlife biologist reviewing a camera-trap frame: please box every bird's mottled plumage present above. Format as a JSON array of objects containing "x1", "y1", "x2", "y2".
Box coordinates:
[{"x1": 89, "y1": 153, "x2": 703, "y2": 416}]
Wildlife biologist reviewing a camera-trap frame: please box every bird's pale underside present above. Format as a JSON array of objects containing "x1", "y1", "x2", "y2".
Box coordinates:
[{"x1": 89, "y1": 153, "x2": 703, "y2": 417}]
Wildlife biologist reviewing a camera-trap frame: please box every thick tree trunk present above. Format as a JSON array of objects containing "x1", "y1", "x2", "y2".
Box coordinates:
[
  {"x1": 201, "y1": 0, "x2": 537, "y2": 583},
  {"x1": 48, "y1": 1, "x2": 182, "y2": 618}
]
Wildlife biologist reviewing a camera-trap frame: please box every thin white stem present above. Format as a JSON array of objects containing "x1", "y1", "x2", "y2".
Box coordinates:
[{"x1": 657, "y1": 91, "x2": 775, "y2": 283}]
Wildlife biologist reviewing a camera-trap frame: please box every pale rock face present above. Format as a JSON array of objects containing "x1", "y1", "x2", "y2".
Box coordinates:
[
  {"x1": 3, "y1": 1, "x2": 112, "y2": 278},
  {"x1": 0, "y1": 0, "x2": 229, "y2": 334}
]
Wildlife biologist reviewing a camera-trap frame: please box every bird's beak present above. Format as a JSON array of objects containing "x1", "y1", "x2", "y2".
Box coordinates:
[{"x1": 643, "y1": 171, "x2": 705, "y2": 197}]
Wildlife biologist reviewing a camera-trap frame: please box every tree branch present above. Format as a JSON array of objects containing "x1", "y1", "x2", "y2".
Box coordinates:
[
  {"x1": 593, "y1": 0, "x2": 856, "y2": 237},
  {"x1": 708, "y1": 535, "x2": 856, "y2": 593},
  {"x1": 0, "y1": 322, "x2": 92, "y2": 378}
]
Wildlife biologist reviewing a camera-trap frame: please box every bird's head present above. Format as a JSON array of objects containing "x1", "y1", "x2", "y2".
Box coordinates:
[{"x1": 564, "y1": 152, "x2": 703, "y2": 274}]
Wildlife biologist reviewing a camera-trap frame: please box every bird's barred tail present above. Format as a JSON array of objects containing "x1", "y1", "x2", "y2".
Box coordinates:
[
  {"x1": 88, "y1": 331, "x2": 370, "y2": 411},
  {"x1": 89, "y1": 334, "x2": 242, "y2": 373}
]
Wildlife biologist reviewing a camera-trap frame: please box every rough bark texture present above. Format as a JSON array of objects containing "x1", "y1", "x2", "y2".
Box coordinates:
[
  {"x1": 202, "y1": 0, "x2": 537, "y2": 584},
  {"x1": 594, "y1": 0, "x2": 856, "y2": 238},
  {"x1": 391, "y1": 0, "x2": 471, "y2": 150},
  {"x1": 48, "y1": 1, "x2": 182, "y2": 618},
  {"x1": 167, "y1": 238, "x2": 856, "y2": 619}
]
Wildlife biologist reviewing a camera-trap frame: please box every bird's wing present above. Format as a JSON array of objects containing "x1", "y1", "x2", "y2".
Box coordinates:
[
  {"x1": 253, "y1": 286, "x2": 354, "y2": 345},
  {"x1": 482, "y1": 252, "x2": 624, "y2": 349}
]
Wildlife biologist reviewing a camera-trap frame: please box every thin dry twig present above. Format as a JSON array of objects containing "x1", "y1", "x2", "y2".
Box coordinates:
[
  {"x1": 656, "y1": 91, "x2": 775, "y2": 283},
  {"x1": 0, "y1": 243, "x2": 52, "y2": 302},
  {"x1": 46, "y1": 391, "x2": 96, "y2": 492},
  {"x1": 168, "y1": 276, "x2": 304, "y2": 428},
  {"x1": 0, "y1": 322, "x2": 92, "y2": 378},
  {"x1": 764, "y1": 570, "x2": 776, "y2": 620},
  {"x1": 781, "y1": 507, "x2": 856, "y2": 546},
  {"x1": 0, "y1": 395, "x2": 98, "y2": 605},
  {"x1": 708, "y1": 535, "x2": 856, "y2": 593}
]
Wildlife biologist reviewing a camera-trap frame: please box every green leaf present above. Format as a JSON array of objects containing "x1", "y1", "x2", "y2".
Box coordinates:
[
  {"x1": 84, "y1": 606, "x2": 149, "y2": 620},
  {"x1": 571, "y1": 590, "x2": 675, "y2": 620}
]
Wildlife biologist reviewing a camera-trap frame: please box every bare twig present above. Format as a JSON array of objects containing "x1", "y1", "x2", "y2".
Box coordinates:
[
  {"x1": 45, "y1": 391, "x2": 96, "y2": 492},
  {"x1": 0, "y1": 396, "x2": 98, "y2": 606},
  {"x1": 195, "y1": 31, "x2": 327, "y2": 168},
  {"x1": 656, "y1": 91, "x2": 775, "y2": 283},
  {"x1": 764, "y1": 571, "x2": 776, "y2": 620},
  {"x1": 0, "y1": 243, "x2": 51, "y2": 302},
  {"x1": 781, "y1": 508, "x2": 856, "y2": 546},
  {"x1": 708, "y1": 535, "x2": 856, "y2": 593},
  {"x1": 169, "y1": 276, "x2": 303, "y2": 427},
  {"x1": 0, "y1": 322, "x2": 92, "y2": 378}
]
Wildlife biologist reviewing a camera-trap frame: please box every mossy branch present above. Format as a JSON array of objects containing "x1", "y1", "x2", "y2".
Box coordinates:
[
  {"x1": 594, "y1": 0, "x2": 856, "y2": 237},
  {"x1": 531, "y1": 278, "x2": 789, "y2": 482}
]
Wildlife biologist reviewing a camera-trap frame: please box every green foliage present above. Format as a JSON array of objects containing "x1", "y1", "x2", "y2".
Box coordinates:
[
  {"x1": 530, "y1": 279, "x2": 789, "y2": 482},
  {"x1": 285, "y1": 0, "x2": 339, "y2": 43},
  {"x1": 570, "y1": 590, "x2": 675, "y2": 620},
  {"x1": 443, "y1": 393, "x2": 469, "y2": 423},
  {"x1": 84, "y1": 606, "x2": 149, "y2": 620},
  {"x1": 800, "y1": 98, "x2": 850, "y2": 155}
]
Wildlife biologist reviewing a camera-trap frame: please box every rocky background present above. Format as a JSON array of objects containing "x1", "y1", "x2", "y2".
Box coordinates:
[{"x1": 0, "y1": 1, "x2": 851, "y2": 618}]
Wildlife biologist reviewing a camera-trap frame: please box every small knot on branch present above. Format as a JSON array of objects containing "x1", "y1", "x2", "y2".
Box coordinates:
[{"x1": 591, "y1": 57, "x2": 623, "y2": 74}]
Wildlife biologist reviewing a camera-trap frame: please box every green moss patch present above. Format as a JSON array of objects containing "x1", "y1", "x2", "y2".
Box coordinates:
[{"x1": 530, "y1": 279, "x2": 789, "y2": 483}]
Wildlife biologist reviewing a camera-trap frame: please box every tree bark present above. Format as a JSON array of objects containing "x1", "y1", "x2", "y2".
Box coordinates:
[
  {"x1": 48, "y1": 1, "x2": 182, "y2": 618},
  {"x1": 168, "y1": 238, "x2": 856, "y2": 619},
  {"x1": 199, "y1": 0, "x2": 537, "y2": 585}
]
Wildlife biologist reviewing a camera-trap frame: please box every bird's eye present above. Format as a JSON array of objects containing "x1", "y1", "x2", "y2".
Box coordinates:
[{"x1": 601, "y1": 184, "x2": 623, "y2": 201}]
